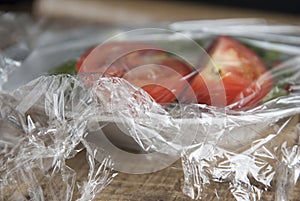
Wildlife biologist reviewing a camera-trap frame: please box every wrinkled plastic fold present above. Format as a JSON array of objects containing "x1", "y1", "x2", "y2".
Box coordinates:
[
  {"x1": 181, "y1": 105, "x2": 300, "y2": 201},
  {"x1": 1, "y1": 15, "x2": 300, "y2": 201},
  {"x1": 171, "y1": 20, "x2": 300, "y2": 200},
  {"x1": 0, "y1": 75, "x2": 116, "y2": 201}
]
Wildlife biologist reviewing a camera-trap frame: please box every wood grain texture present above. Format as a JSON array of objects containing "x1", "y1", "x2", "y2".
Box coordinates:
[
  {"x1": 66, "y1": 150, "x2": 300, "y2": 201},
  {"x1": 34, "y1": 0, "x2": 300, "y2": 26}
]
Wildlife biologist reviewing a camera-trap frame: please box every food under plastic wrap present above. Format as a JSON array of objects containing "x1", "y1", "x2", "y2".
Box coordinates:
[
  {"x1": 1, "y1": 16, "x2": 300, "y2": 201},
  {"x1": 168, "y1": 19, "x2": 300, "y2": 201},
  {"x1": 181, "y1": 101, "x2": 300, "y2": 200}
]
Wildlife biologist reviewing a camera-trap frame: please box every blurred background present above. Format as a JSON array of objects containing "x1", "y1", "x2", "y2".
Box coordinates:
[{"x1": 0, "y1": 0, "x2": 299, "y2": 25}]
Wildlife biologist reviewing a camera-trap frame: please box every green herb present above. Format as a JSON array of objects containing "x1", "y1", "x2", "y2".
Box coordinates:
[
  {"x1": 244, "y1": 44, "x2": 281, "y2": 68},
  {"x1": 262, "y1": 86, "x2": 289, "y2": 103},
  {"x1": 48, "y1": 60, "x2": 77, "y2": 75}
]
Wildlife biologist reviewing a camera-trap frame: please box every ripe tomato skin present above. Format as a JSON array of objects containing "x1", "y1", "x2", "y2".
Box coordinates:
[
  {"x1": 142, "y1": 84, "x2": 177, "y2": 104},
  {"x1": 77, "y1": 42, "x2": 193, "y2": 104},
  {"x1": 76, "y1": 49, "x2": 93, "y2": 72},
  {"x1": 189, "y1": 36, "x2": 273, "y2": 109}
]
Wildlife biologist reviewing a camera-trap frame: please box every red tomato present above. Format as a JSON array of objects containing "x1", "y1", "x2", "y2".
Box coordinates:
[
  {"x1": 76, "y1": 49, "x2": 92, "y2": 72},
  {"x1": 189, "y1": 36, "x2": 273, "y2": 109},
  {"x1": 77, "y1": 42, "x2": 193, "y2": 104}
]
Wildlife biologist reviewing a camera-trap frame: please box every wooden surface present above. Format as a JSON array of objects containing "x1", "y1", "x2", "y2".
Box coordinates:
[
  {"x1": 64, "y1": 116, "x2": 300, "y2": 201},
  {"x1": 2, "y1": 1, "x2": 300, "y2": 200},
  {"x1": 34, "y1": 0, "x2": 300, "y2": 26},
  {"x1": 67, "y1": 150, "x2": 300, "y2": 201}
]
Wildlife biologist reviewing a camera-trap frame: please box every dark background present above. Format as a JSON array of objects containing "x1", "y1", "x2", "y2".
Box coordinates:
[
  {"x1": 0, "y1": 0, "x2": 33, "y2": 12},
  {"x1": 1, "y1": 0, "x2": 300, "y2": 14},
  {"x1": 183, "y1": 0, "x2": 300, "y2": 14}
]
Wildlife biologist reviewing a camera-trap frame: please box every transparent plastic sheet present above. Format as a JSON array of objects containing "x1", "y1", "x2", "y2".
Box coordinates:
[
  {"x1": 0, "y1": 12, "x2": 121, "y2": 91},
  {"x1": 168, "y1": 20, "x2": 300, "y2": 201},
  {"x1": 0, "y1": 12, "x2": 121, "y2": 52},
  {"x1": 78, "y1": 57, "x2": 300, "y2": 200},
  {"x1": 1, "y1": 15, "x2": 300, "y2": 201},
  {"x1": 0, "y1": 55, "x2": 21, "y2": 91},
  {"x1": 88, "y1": 69, "x2": 300, "y2": 201},
  {"x1": 0, "y1": 12, "x2": 32, "y2": 90},
  {"x1": 0, "y1": 75, "x2": 116, "y2": 201},
  {"x1": 181, "y1": 107, "x2": 300, "y2": 201},
  {"x1": 169, "y1": 18, "x2": 300, "y2": 45},
  {"x1": 0, "y1": 12, "x2": 33, "y2": 59},
  {"x1": 78, "y1": 23, "x2": 300, "y2": 200}
]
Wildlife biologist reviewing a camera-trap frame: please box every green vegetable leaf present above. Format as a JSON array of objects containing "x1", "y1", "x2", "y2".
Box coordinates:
[{"x1": 48, "y1": 60, "x2": 77, "y2": 75}]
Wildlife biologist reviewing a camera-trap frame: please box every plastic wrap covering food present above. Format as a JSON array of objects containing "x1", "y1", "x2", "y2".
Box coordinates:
[
  {"x1": 0, "y1": 75, "x2": 116, "y2": 201},
  {"x1": 168, "y1": 20, "x2": 300, "y2": 200},
  {"x1": 1, "y1": 15, "x2": 300, "y2": 201},
  {"x1": 181, "y1": 101, "x2": 300, "y2": 200}
]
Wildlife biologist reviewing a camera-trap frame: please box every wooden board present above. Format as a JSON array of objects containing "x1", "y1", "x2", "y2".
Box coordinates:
[
  {"x1": 66, "y1": 150, "x2": 300, "y2": 201},
  {"x1": 34, "y1": 0, "x2": 300, "y2": 26}
]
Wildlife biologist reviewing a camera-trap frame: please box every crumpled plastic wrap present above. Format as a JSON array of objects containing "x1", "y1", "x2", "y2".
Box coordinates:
[
  {"x1": 169, "y1": 20, "x2": 300, "y2": 201},
  {"x1": 1, "y1": 15, "x2": 300, "y2": 201},
  {"x1": 84, "y1": 58, "x2": 300, "y2": 200},
  {"x1": 181, "y1": 103, "x2": 300, "y2": 200},
  {"x1": 0, "y1": 75, "x2": 116, "y2": 201}
]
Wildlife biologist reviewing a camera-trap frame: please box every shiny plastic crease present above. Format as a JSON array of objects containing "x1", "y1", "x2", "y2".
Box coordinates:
[
  {"x1": 1, "y1": 68, "x2": 300, "y2": 200},
  {"x1": 0, "y1": 75, "x2": 116, "y2": 201},
  {"x1": 1, "y1": 15, "x2": 300, "y2": 201},
  {"x1": 179, "y1": 57, "x2": 300, "y2": 201}
]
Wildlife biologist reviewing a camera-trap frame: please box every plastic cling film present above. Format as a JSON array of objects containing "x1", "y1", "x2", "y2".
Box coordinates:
[
  {"x1": 0, "y1": 75, "x2": 116, "y2": 201},
  {"x1": 0, "y1": 55, "x2": 21, "y2": 90},
  {"x1": 2, "y1": 73, "x2": 300, "y2": 200},
  {"x1": 176, "y1": 40, "x2": 300, "y2": 200},
  {"x1": 1, "y1": 15, "x2": 300, "y2": 201},
  {"x1": 181, "y1": 115, "x2": 300, "y2": 201}
]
